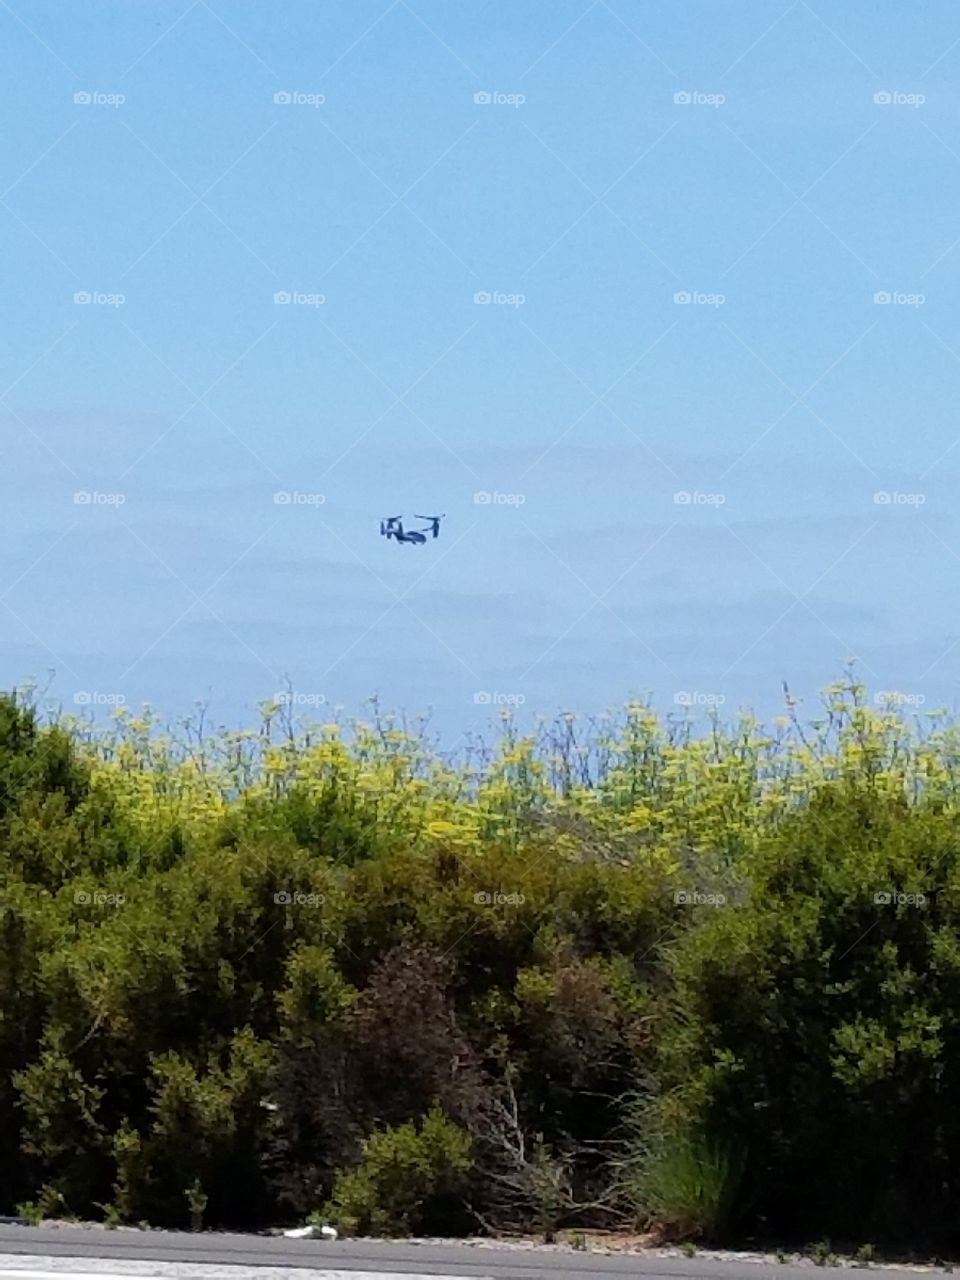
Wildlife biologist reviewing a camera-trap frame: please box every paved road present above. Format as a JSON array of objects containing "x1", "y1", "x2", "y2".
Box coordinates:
[{"x1": 0, "y1": 1224, "x2": 939, "y2": 1280}]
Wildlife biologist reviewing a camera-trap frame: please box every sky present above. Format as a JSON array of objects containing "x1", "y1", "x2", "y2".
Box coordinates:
[{"x1": 1, "y1": 0, "x2": 959, "y2": 740}]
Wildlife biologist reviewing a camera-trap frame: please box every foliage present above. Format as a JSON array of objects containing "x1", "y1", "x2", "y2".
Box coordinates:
[
  {"x1": 618, "y1": 1098, "x2": 741, "y2": 1241},
  {"x1": 1, "y1": 678, "x2": 960, "y2": 1250},
  {"x1": 321, "y1": 1106, "x2": 473, "y2": 1236}
]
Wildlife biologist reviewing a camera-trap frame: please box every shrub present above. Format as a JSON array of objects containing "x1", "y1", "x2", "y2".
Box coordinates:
[
  {"x1": 4, "y1": 680, "x2": 960, "y2": 1249},
  {"x1": 617, "y1": 1095, "x2": 741, "y2": 1241},
  {"x1": 322, "y1": 1106, "x2": 473, "y2": 1236}
]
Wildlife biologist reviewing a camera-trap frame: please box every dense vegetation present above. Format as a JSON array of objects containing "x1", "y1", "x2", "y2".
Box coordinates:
[{"x1": 2, "y1": 679, "x2": 960, "y2": 1252}]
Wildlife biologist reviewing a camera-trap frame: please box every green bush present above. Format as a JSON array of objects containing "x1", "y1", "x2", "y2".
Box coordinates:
[
  {"x1": 321, "y1": 1106, "x2": 473, "y2": 1236},
  {"x1": 3, "y1": 682, "x2": 960, "y2": 1249}
]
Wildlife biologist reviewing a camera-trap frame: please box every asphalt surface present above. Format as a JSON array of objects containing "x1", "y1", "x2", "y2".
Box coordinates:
[{"x1": 0, "y1": 1225, "x2": 943, "y2": 1280}]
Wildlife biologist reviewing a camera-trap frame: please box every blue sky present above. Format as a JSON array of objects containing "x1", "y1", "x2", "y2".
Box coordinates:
[{"x1": 2, "y1": 0, "x2": 959, "y2": 738}]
